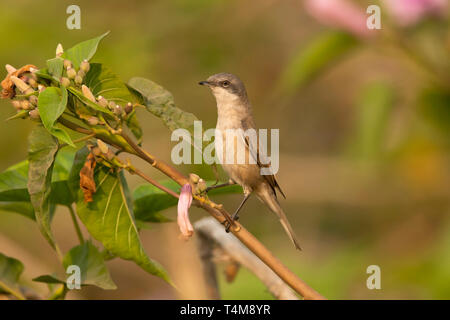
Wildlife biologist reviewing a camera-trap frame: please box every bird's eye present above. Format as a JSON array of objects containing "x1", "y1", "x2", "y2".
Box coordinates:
[{"x1": 221, "y1": 80, "x2": 230, "y2": 88}]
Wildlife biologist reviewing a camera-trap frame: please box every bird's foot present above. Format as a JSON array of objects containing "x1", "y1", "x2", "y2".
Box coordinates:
[{"x1": 222, "y1": 214, "x2": 239, "y2": 233}]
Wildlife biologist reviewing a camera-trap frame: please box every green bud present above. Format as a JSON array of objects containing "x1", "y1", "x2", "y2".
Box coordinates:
[
  {"x1": 63, "y1": 59, "x2": 72, "y2": 69},
  {"x1": 28, "y1": 78, "x2": 37, "y2": 88},
  {"x1": 97, "y1": 96, "x2": 108, "y2": 108},
  {"x1": 5, "y1": 64, "x2": 16, "y2": 75},
  {"x1": 108, "y1": 101, "x2": 116, "y2": 110},
  {"x1": 60, "y1": 77, "x2": 71, "y2": 87},
  {"x1": 124, "y1": 102, "x2": 133, "y2": 114},
  {"x1": 87, "y1": 116, "x2": 99, "y2": 126},
  {"x1": 114, "y1": 105, "x2": 123, "y2": 116},
  {"x1": 56, "y1": 43, "x2": 64, "y2": 57},
  {"x1": 74, "y1": 75, "x2": 83, "y2": 85},
  {"x1": 12, "y1": 100, "x2": 22, "y2": 110},
  {"x1": 77, "y1": 69, "x2": 85, "y2": 78},
  {"x1": 29, "y1": 109, "x2": 40, "y2": 120},
  {"x1": 80, "y1": 59, "x2": 90, "y2": 73},
  {"x1": 21, "y1": 100, "x2": 31, "y2": 110},
  {"x1": 10, "y1": 76, "x2": 34, "y2": 95},
  {"x1": 189, "y1": 173, "x2": 200, "y2": 184},
  {"x1": 67, "y1": 67, "x2": 76, "y2": 79},
  {"x1": 29, "y1": 95, "x2": 38, "y2": 106},
  {"x1": 197, "y1": 179, "x2": 207, "y2": 193}
]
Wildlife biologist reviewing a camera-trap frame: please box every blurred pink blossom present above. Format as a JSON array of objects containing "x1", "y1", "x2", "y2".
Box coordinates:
[
  {"x1": 177, "y1": 184, "x2": 194, "y2": 239},
  {"x1": 304, "y1": 0, "x2": 371, "y2": 38},
  {"x1": 383, "y1": 0, "x2": 448, "y2": 26}
]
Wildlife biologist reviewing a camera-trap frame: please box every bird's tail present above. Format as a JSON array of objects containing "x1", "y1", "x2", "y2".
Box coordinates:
[{"x1": 256, "y1": 187, "x2": 302, "y2": 250}]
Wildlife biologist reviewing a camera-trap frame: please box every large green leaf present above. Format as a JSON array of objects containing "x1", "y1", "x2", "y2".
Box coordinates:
[
  {"x1": 133, "y1": 181, "x2": 180, "y2": 222},
  {"x1": 46, "y1": 57, "x2": 64, "y2": 79},
  {"x1": 62, "y1": 31, "x2": 109, "y2": 68},
  {"x1": 128, "y1": 77, "x2": 199, "y2": 132},
  {"x1": 0, "y1": 147, "x2": 77, "y2": 217},
  {"x1": 38, "y1": 86, "x2": 74, "y2": 146},
  {"x1": 0, "y1": 202, "x2": 35, "y2": 220},
  {"x1": 75, "y1": 163, "x2": 171, "y2": 284},
  {"x1": 128, "y1": 76, "x2": 204, "y2": 158},
  {"x1": 0, "y1": 253, "x2": 25, "y2": 300},
  {"x1": 0, "y1": 161, "x2": 29, "y2": 202},
  {"x1": 63, "y1": 241, "x2": 116, "y2": 290},
  {"x1": 67, "y1": 147, "x2": 90, "y2": 203},
  {"x1": 279, "y1": 31, "x2": 358, "y2": 93},
  {"x1": 27, "y1": 126, "x2": 59, "y2": 251},
  {"x1": 67, "y1": 86, "x2": 114, "y2": 116},
  {"x1": 85, "y1": 63, "x2": 142, "y2": 141}
]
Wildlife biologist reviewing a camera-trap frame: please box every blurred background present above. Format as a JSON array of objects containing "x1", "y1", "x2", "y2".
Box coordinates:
[{"x1": 0, "y1": 0, "x2": 449, "y2": 299}]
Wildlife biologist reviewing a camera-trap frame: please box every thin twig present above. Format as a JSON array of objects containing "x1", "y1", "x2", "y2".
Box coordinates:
[{"x1": 131, "y1": 168, "x2": 180, "y2": 199}]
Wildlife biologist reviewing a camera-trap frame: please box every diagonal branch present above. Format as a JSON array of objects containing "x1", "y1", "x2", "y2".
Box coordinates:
[{"x1": 59, "y1": 118, "x2": 325, "y2": 300}]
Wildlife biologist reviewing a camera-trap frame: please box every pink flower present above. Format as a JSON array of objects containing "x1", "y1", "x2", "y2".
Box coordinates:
[
  {"x1": 383, "y1": 0, "x2": 448, "y2": 26},
  {"x1": 304, "y1": 0, "x2": 372, "y2": 38},
  {"x1": 177, "y1": 184, "x2": 194, "y2": 239}
]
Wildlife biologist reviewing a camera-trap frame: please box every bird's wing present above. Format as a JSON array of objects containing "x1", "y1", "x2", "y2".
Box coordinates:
[{"x1": 240, "y1": 118, "x2": 286, "y2": 199}]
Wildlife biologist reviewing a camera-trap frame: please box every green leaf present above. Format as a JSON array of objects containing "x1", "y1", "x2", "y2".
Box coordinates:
[
  {"x1": 128, "y1": 77, "x2": 199, "y2": 132},
  {"x1": 67, "y1": 147, "x2": 90, "y2": 203},
  {"x1": 67, "y1": 86, "x2": 114, "y2": 116},
  {"x1": 0, "y1": 202, "x2": 35, "y2": 220},
  {"x1": 38, "y1": 86, "x2": 74, "y2": 146},
  {"x1": 133, "y1": 181, "x2": 180, "y2": 222},
  {"x1": 279, "y1": 31, "x2": 358, "y2": 93},
  {"x1": 0, "y1": 160, "x2": 29, "y2": 202},
  {"x1": 128, "y1": 77, "x2": 203, "y2": 156},
  {"x1": 32, "y1": 274, "x2": 65, "y2": 284},
  {"x1": 62, "y1": 241, "x2": 117, "y2": 290},
  {"x1": 62, "y1": 31, "x2": 110, "y2": 68},
  {"x1": 0, "y1": 253, "x2": 25, "y2": 300},
  {"x1": 75, "y1": 164, "x2": 171, "y2": 284},
  {"x1": 85, "y1": 63, "x2": 142, "y2": 141},
  {"x1": 49, "y1": 147, "x2": 78, "y2": 206},
  {"x1": 46, "y1": 57, "x2": 64, "y2": 79},
  {"x1": 0, "y1": 147, "x2": 77, "y2": 217},
  {"x1": 27, "y1": 126, "x2": 60, "y2": 252}
]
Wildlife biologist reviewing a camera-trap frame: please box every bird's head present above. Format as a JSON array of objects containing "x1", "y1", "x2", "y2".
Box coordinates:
[{"x1": 199, "y1": 73, "x2": 248, "y2": 105}]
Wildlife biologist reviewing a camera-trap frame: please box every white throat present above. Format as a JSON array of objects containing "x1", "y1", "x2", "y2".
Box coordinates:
[{"x1": 212, "y1": 87, "x2": 247, "y2": 129}]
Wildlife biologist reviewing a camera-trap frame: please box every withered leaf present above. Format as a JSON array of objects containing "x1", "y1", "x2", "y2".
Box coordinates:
[
  {"x1": 1, "y1": 64, "x2": 38, "y2": 99},
  {"x1": 80, "y1": 153, "x2": 97, "y2": 203}
]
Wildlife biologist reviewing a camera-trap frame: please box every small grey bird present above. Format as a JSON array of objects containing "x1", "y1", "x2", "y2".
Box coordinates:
[{"x1": 199, "y1": 72, "x2": 301, "y2": 250}]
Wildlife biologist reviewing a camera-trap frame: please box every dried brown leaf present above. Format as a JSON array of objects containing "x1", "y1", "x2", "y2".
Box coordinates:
[
  {"x1": 80, "y1": 153, "x2": 97, "y2": 203},
  {"x1": 1, "y1": 64, "x2": 37, "y2": 99}
]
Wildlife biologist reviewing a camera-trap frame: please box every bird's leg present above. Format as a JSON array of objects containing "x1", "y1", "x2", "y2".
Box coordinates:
[
  {"x1": 206, "y1": 179, "x2": 236, "y2": 193},
  {"x1": 224, "y1": 193, "x2": 250, "y2": 232}
]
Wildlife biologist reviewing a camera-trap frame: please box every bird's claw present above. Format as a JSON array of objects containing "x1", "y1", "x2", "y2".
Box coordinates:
[{"x1": 222, "y1": 214, "x2": 239, "y2": 233}]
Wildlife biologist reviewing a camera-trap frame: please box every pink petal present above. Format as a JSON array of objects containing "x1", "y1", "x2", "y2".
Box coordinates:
[
  {"x1": 383, "y1": 0, "x2": 448, "y2": 26},
  {"x1": 177, "y1": 184, "x2": 194, "y2": 239},
  {"x1": 304, "y1": 0, "x2": 372, "y2": 38}
]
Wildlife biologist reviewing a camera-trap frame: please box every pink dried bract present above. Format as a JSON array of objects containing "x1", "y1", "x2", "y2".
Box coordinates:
[{"x1": 177, "y1": 183, "x2": 194, "y2": 240}]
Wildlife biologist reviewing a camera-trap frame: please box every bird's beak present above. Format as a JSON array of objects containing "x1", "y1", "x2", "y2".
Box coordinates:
[{"x1": 198, "y1": 81, "x2": 211, "y2": 86}]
